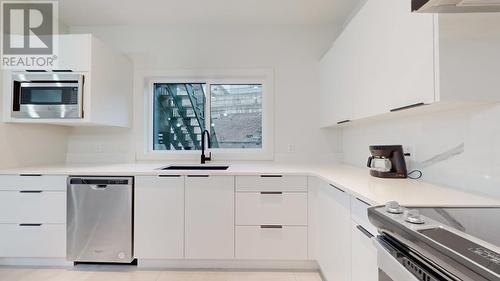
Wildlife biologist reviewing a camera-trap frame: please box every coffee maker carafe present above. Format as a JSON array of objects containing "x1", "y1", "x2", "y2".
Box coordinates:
[{"x1": 367, "y1": 145, "x2": 408, "y2": 178}]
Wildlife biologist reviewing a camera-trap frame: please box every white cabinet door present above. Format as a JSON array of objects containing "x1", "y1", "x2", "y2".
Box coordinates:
[
  {"x1": 351, "y1": 221, "x2": 378, "y2": 281},
  {"x1": 319, "y1": 46, "x2": 353, "y2": 126},
  {"x1": 315, "y1": 180, "x2": 351, "y2": 281},
  {"x1": 57, "y1": 34, "x2": 91, "y2": 71},
  {"x1": 134, "y1": 176, "x2": 184, "y2": 259},
  {"x1": 0, "y1": 224, "x2": 65, "y2": 258},
  {"x1": 185, "y1": 176, "x2": 234, "y2": 259},
  {"x1": 319, "y1": 0, "x2": 435, "y2": 126},
  {"x1": 235, "y1": 226, "x2": 307, "y2": 260}
]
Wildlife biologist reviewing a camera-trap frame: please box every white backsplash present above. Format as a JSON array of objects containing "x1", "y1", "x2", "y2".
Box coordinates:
[{"x1": 342, "y1": 104, "x2": 500, "y2": 199}]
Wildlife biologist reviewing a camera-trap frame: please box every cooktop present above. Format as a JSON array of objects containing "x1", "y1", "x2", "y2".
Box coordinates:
[{"x1": 368, "y1": 203, "x2": 500, "y2": 281}]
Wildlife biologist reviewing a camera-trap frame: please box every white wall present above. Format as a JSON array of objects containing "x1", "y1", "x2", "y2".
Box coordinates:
[
  {"x1": 66, "y1": 24, "x2": 343, "y2": 163},
  {"x1": 342, "y1": 105, "x2": 500, "y2": 198},
  {"x1": 0, "y1": 72, "x2": 69, "y2": 169}
]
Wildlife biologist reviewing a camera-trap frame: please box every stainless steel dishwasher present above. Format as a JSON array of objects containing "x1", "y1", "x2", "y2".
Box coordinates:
[{"x1": 67, "y1": 177, "x2": 133, "y2": 263}]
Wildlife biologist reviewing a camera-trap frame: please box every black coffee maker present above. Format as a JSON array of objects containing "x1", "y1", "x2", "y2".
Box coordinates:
[{"x1": 367, "y1": 145, "x2": 408, "y2": 178}]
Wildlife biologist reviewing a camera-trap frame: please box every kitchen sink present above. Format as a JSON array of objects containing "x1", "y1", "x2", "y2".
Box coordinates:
[{"x1": 159, "y1": 165, "x2": 230, "y2": 171}]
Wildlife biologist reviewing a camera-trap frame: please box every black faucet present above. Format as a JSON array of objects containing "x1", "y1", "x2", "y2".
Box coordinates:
[{"x1": 201, "y1": 129, "x2": 212, "y2": 164}]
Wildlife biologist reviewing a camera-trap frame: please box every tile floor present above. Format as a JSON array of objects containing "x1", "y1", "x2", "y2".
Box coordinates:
[{"x1": 0, "y1": 266, "x2": 323, "y2": 281}]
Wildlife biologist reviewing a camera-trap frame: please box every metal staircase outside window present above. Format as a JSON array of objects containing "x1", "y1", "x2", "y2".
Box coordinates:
[{"x1": 154, "y1": 83, "x2": 217, "y2": 150}]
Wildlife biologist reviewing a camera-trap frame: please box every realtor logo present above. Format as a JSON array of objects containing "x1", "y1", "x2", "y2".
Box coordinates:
[{"x1": 1, "y1": 1, "x2": 58, "y2": 69}]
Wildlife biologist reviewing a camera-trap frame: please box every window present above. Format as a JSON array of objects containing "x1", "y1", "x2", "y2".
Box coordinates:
[{"x1": 152, "y1": 82, "x2": 264, "y2": 152}]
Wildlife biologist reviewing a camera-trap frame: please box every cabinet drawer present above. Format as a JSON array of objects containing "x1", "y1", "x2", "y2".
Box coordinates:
[
  {"x1": 350, "y1": 196, "x2": 377, "y2": 235},
  {"x1": 0, "y1": 175, "x2": 67, "y2": 191},
  {"x1": 236, "y1": 176, "x2": 307, "y2": 192},
  {"x1": 0, "y1": 224, "x2": 66, "y2": 257},
  {"x1": 236, "y1": 192, "x2": 307, "y2": 226},
  {"x1": 235, "y1": 226, "x2": 307, "y2": 260},
  {"x1": 135, "y1": 175, "x2": 184, "y2": 189},
  {"x1": 0, "y1": 191, "x2": 65, "y2": 223}
]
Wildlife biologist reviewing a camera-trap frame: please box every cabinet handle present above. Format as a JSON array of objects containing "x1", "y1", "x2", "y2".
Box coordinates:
[
  {"x1": 356, "y1": 225, "x2": 374, "y2": 238},
  {"x1": 19, "y1": 224, "x2": 42, "y2": 227},
  {"x1": 260, "y1": 191, "x2": 283, "y2": 195},
  {"x1": 187, "y1": 175, "x2": 209, "y2": 177},
  {"x1": 390, "y1": 102, "x2": 426, "y2": 112},
  {"x1": 337, "y1": 120, "x2": 351, "y2": 125},
  {"x1": 356, "y1": 197, "x2": 371, "y2": 206},
  {"x1": 260, "y1": 175, "x2": 283, "y2": 178},
  {"x1": 19, "y1": 190, "x2": 43, "y2": 193},
  {"x1": 158, "y1": 175, "x2": 181, "y2": 178},
  {"x1": 19, "y1": 174, "x2": 42, "y2": 177},
  {"x1": 260, "y1": 225, "x2": 283, "y2": 229},
  {"x1": 329, "y1": 184, "x2": 345, "y2": 193}
]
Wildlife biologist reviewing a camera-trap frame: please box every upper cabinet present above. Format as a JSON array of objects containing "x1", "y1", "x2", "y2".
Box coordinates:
[
  {"x1": 320, "y1": 0, "x2": 500, "y2": 127},
  {"x1": 2, "y1": 34, "x2": 133, "y2": 127}
]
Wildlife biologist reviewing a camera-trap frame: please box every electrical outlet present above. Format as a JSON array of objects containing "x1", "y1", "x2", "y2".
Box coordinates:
[
  {"x1": 287, "y1": 144, "x2": 295, "y2": 153},
  {"x1": 403, "y1": 145, "x2": 416, "y2": 166}
]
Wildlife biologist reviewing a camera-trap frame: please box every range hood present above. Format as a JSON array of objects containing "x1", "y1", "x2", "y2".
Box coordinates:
[{"x1": 412, "y1": 0, "x2": 500, "y2": 13}]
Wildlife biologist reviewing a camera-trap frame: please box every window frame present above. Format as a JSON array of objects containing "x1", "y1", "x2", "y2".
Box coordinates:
[{"x1": 143, "y1": 73, "x2": 274, "y2": 161}]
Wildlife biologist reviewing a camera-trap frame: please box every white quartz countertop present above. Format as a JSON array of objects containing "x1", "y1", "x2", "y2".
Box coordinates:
[{"x1": 1, "y1": 162, "x2": 499, "y2": 207}]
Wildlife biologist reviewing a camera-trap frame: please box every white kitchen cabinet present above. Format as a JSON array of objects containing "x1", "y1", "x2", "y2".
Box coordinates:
[
  {"x1": 0, "y1": 175, "x2": 67, "y2": 191},
  {"x1": 351, "y1": 221, "x2": 378, "y2": 281},
  {"x1": 235, "y1": 192, "x2": 307, "y2": 226},
  {"x1": 134, "y1": 175, "x2": 185, "y2": 259},
  {"x1": 0, "y1": 191, "x2": 65, "y2": 223},
  {"x1": 57, "y1": 34, "x2": 91, "y2": 71},
  {"x1": 320, "y1": 0, "x2": 434, "y2": 127},
  {"x1": 2, "y1": 34, "x2": 133, "y2": 127},
  {"x1": 0, "y1": 175, "x2": 66, "y2": 259},
  {"x1": 319, "y1": 0, "x2": 500, "y2": 127},
  {"x1": 185, "y1": 175, "x2": 234, "y2": 259},
  {"x1": 235, "y1": 226, "x2": 307, "y2": 260},
  {"x1": 236, "y1": 175, "x2": 308, "y2": 192},
  {"x1": 0, "y1": 224, "x2": 66, "y2": 258},
  {"x1": 313, "y1": 178, "x2": 351, "y2": 281}
]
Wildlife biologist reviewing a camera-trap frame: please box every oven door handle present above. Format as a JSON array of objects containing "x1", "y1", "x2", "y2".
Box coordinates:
[{"x1": 373, "y1": 237, "x2": 419, "y2": 281}]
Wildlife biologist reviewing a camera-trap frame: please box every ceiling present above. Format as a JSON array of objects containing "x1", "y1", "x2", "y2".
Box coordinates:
[{"x1": 58, "y1": 0, "x2": 361, "y2": 26}]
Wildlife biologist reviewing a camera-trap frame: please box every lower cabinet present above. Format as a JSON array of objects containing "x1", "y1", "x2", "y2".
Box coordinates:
[
  {"x1": 351, "y1": 221, "x2": 378, "y2": 281},
  {"x1": 0, "y1": 224, "x2": 66, "y2": 258},
  {"x1": 235, "y1": 225, "x2": 307, "y2": 260},
  {"x1": 0, "y1": 175, "x2": 67, "y2": 259},
  {"x1": 314, "y1": 179, "x2": 352, "y2": 281},
  {"x1": 134, "y1": 176, "x2": 185, "y2": 259},
  {"x1": 185, "y1": 176, "x2": 235, "y2": 259},
  {"x1": 234, "y1": 175, "x2": 309, "y2": 260}
]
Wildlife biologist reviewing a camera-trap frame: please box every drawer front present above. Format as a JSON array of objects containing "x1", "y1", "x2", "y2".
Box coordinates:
[
  {"x1": 350, "y1": 196, "x2": 377, "y2": 235},
  {"x1": 136, "y1": 175, "x2": 184, "y2": 189},
  {"x1": 0, "y1": 224, "x2": 66, "y2": 258},
  {"x1": 236, "y1": 176, "x2": 307, "y2": 192},
  {"x1": 0, "y1": 175, "x2": 67, "y2": 191},
  {"x1": 0, "y1": 191, "x2": 66, "y2": 223},
  {"x1": 236, "y1": 192, "x2": 307, "y2": 226},
  {"x1": 235, "y1": 226, "x2": 308, "y2": 260}
]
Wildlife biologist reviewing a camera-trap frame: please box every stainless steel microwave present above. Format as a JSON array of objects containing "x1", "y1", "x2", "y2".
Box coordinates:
[{"x1": 11, "y1": 72, "x2": 84, "y2": 119}]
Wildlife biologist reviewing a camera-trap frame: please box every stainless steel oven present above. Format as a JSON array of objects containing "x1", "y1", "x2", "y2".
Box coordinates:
[
  {"x1": 369, "y1": 203, "x2": 500, "y2": 281},
  {"x1": 11, "y1": 72, "x2": 84, "y2": 119}
]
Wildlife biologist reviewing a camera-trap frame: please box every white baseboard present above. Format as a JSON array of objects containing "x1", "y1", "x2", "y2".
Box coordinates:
[
  {"x1": 137, "y1": 259, "x2": 318, "y2": 270},
  {"x1": 0, "y1": 258, "x2": 73, "y2": 267}
]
